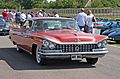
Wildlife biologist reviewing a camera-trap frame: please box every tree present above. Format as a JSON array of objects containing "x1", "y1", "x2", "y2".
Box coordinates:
[
  {"x1": 91, "y1": 0, "x2": 120, "y2": 8},
  {"x1": 15, "y1": 0, "x2": 35, "y2": 9},
  {"x1": 0, "y1": 1, "x2": 17, "y2": 9}
]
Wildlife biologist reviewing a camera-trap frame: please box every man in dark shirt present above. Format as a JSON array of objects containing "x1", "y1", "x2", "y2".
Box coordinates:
[{"x1": 15, "y1": 10, "x2": 21, "y2": 24}]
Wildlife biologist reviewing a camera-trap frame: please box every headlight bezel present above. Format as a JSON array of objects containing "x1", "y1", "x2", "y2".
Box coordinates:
[
  {"x1": 42, "y1": 40, "x2": 56, "y2": 49},
  {"x1": 97, "y1": 39, "x2": 107, "y2": 48}
]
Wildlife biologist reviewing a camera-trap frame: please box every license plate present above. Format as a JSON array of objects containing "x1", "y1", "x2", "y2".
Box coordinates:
[{"x1": 71, "y1": 55, "x2": 82, "y2": 60}]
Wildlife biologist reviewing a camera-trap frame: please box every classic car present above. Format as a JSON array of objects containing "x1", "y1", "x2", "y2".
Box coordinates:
[
  {"x1": 102, "y1": 28, "x2": 120, "y2": 36},
  {"x1": 108, "y1": 29, "x2": 120, "y2": 43},
  {"x1": 9, "y1": 17, "x2": 108, "y2": 65},
  {"x1": 0, "y1": 15, "x2": 9, "y2": 35},
  {"x1": 96, "y1": 18, "x2": 109, "y2": 24},
  {"x1": 95, "y1": 21, "x2": 120, "y2": 34}
]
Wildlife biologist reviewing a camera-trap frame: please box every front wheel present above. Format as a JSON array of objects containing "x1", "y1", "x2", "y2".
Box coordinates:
[
  {"x1": 35, "y1": 47, "x2": 46, "y2": 65},
  {"x1": 86, "y1": 58, "x2": 98, "y2": 65}
]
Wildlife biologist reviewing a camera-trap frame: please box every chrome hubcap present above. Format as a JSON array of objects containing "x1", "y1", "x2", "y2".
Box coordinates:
[{"x1": 36, "y1": 49, "x2": 41, "y2": 63}]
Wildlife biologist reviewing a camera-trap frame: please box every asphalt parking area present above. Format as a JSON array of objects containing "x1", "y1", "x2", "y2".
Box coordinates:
[{"x1": 0, "y1": 36, "x2": 120, "y2": 79}]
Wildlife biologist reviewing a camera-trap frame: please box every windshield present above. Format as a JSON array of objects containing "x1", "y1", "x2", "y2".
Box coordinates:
[{"x1": 32, "y1": 19, "x2": 80, "y2": 31}]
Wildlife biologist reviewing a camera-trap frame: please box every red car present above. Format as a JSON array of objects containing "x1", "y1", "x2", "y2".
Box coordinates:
[{"x1": 9, "y1": 17, "x2": 108, "y2": 65}]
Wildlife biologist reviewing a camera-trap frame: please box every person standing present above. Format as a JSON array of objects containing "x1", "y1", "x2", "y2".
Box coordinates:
[
  {"x1": 30, "y1": 11, "x2": 35, "y2": 17},
  {"x1": 12, "y1": 10, "x2": 16, "y2": 23},
  {"x1": 8, "y1": 10, "x2": 14, "y2": 26},
  {"x1": 53, "y1": 11, "x2": 59, "y2": 17},
  {"x1": 27, "y1": 12, "x2": 32, "y2": 21},
  {"x1": 8, "y1": 10, "x2": 14, "y2": 22},
  {"x1": 86, "y1": 10, "x2": 96, "y2": 33},
  {"x1": 2, "y1": 9, "x2": 8, "y2": 21},
  {"x1": 15, "y1": 10, "x2": 21, "y2": 24},
  {"x1": 26, "y1": 12, "x2": 33, "y2": 28},
  {"x1": 38, "y1": 10, "x2": 43, "y2": 17},
  {"x1": 42, "y1": 9, "x2": 48, "y2": 17},
  {"x1": 20, "y1": 12, "x2": 26, "y2": 26},
  {"x1": 76, "y1": 8, "x2": 87, "y2": 31}
]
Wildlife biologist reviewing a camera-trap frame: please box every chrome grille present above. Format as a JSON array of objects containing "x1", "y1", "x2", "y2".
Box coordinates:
[{"x1": 55, "y1": 44, "x2": 98, "y2": 52}]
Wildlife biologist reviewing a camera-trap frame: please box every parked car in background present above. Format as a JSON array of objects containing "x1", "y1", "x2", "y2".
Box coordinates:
[
  {"x1": 9, "y1": 17, "x2": 108, "y2": 65},
  {"x1": 95, "y1": 21, "x2": 120, "y2": 34},
  {"x1": 102, "y1": 27, "x2": 120, "y2": 36},
  {"x1": 0, "y1": 15, "x2": 9, "y2": 35},
  {"x1": 108, "y1": 29, "x2": 120, "y2": 43},
  {"x1": 96, "y1": 18, "x2": 109, "y2": 24}
]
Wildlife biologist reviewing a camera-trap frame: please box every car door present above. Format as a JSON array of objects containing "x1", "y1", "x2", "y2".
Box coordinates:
[
  {"x1": 10, "y1": 25, "x2": 25, "y2": 47},
  {"x1": 19, "y1": 21, "x2": 35, "y2": 54}
]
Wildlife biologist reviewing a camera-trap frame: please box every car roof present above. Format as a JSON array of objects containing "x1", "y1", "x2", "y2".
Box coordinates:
[{"x1": 32, "y1": 17, "x2": 74, "y2": 20}]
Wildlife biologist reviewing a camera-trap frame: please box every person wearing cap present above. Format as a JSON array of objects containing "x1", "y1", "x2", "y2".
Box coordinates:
[{"x1": 76, "y1": 8, "x2": 87, "y2": 31}]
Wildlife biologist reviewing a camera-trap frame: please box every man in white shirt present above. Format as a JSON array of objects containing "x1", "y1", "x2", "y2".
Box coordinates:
[
  {"x1": 20, "y1": 12, "x2": 26, "y2": 26},
  {"x1": 27, "y1": 12, "x2": 32, "y2": 21},
  {"x1": 76, "y1": 8, "x2": 87, "y2": 31}
]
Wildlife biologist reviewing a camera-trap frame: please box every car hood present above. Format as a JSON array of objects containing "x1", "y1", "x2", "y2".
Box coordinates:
[{"x1": 32, "y1": 29, "x2": 107, "y2": 44}]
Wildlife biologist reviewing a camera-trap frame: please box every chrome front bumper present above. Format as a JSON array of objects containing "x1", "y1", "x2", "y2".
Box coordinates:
[{"x1": 39, "y1": 48, "x2": 108, "y2": 59}]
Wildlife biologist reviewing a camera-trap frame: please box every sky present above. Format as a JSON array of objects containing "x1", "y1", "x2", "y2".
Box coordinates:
[{"x1": 47, "y1": 0, "x2": 56, "y2": 2}]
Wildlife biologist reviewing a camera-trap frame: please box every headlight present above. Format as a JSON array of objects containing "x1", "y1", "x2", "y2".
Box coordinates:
[
  {"x1": 49, "y1": 42, "x2": 56, "y2": 49},
  {"x1": 97, "y1": 42, "x2": 102, "y2": 48},
  {"x1": 43, "y1": 40, "x2": 49, "y2": 47},
  {"x1": 43, "y1": 40, "x2": 56, "y2": 49},
  {"x1": 102, "y1": 39, "x2": 107, "y2": 46},
  {"x1": 97, "y1": 39, "x2": 107, "y2": 48},
  {"x1": 0, "y1": 29, "x2": 3, "y2": 31}
]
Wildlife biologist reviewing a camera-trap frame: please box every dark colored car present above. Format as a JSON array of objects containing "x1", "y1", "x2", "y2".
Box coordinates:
[
  {"x1": 0, "y1": 15, "x2": 9, "y2": 35},
  {"x1": 95, "y1": 21, "x2": 120, "y2": 34},
  {"x1": 108, "y1": 29, "x2": 120, "y2": 43}
]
